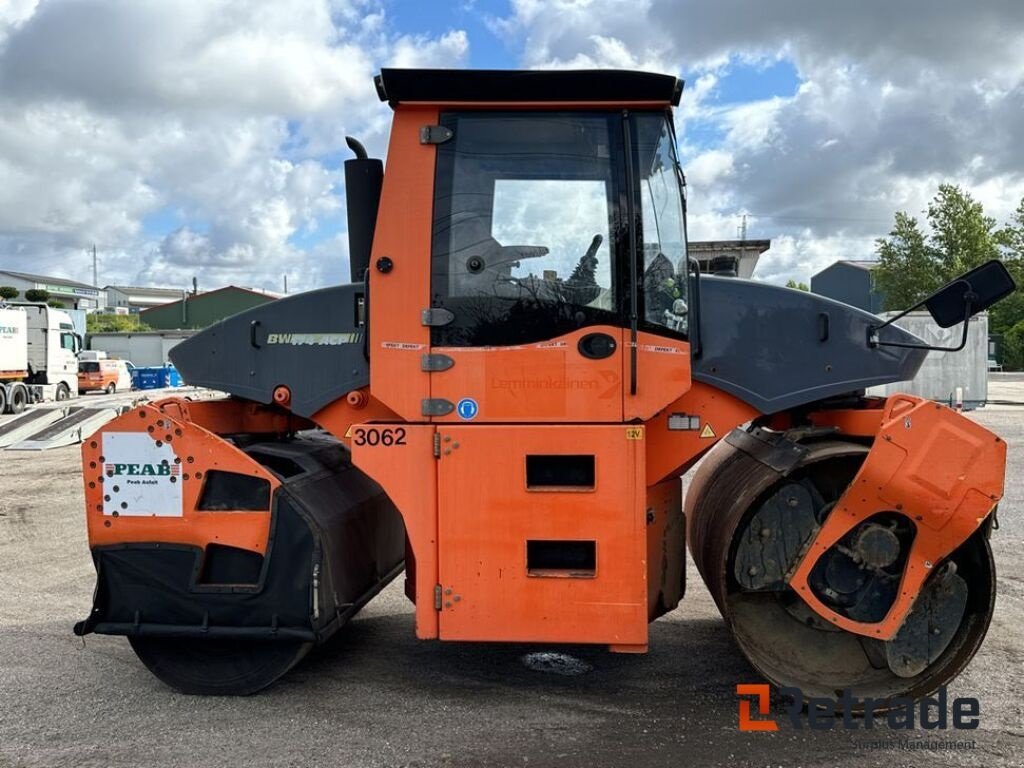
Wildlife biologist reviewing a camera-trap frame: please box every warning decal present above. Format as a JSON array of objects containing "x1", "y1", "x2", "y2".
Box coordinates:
[{"x1": 699, "y1": 424, "x2": 716, "y2": 439}]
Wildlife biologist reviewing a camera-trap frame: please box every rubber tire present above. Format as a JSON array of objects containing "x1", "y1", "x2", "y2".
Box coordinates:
[
  {"x1": 55, "y1": 383, "x2": 70, "y2": 401},
  {"x1": 105, "y1": 382, "x2": 116, "y2": 395},
  {"x1": 0, "y1": 386, "x2": 7, "y2": 414},
  {"x1": 8, "y1": 385, "x2": 27, "y2": 414},
  {"x1": 128, "y1": 637, "x2": 312, "y2": 696}
]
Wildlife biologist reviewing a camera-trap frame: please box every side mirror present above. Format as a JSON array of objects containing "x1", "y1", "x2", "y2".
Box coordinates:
[
  {"x1": 924, "y1": 260, "x2": 1016, "y2": 328},
  {"x1": 870, "y1": 259, "x2": 1017, "y2": 352}
]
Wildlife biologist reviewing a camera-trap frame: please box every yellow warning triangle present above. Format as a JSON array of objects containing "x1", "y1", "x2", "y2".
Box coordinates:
[{"x1": 699, "y1": 423, "x2": 716, "y2": 439}]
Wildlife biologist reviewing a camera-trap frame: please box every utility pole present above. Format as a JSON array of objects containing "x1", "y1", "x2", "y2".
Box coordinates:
[
  {"x1": 92, "y1": 244, "x2": 98, "y2": 287},
  {"x1": 283, "y1": 274, "x2": 288, "y2": 294},
  {"x1": 738, "y1": 215, "x2": 748, "y2": 241}
]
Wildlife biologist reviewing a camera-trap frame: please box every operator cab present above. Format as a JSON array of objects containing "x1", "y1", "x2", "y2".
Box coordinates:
[
  {"x1": 370, "y1": 69, "x2": 693, "y2": 423},
  {"x1": 430, "y1": 107, "x2": 689, "y2": 347}
]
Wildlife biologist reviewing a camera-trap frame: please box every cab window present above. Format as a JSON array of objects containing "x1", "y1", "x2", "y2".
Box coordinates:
[
  {"x1": 634, "y1": 113, "x2": 689, "y2": 336},
  {"x1": 431, "y1": 111, "x2": 624, "y2": 347}
]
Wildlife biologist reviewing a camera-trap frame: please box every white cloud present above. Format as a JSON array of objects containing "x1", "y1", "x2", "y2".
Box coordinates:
[
  {"x1": 3, "y1": 0, "x2": 1023, "y2": 295},
  {"x1": 0, "y1": 0, "x2": 468, "y2": 293},
  {"x1": 493, "y1": 0, "x2": 1024, "y2": 283}
]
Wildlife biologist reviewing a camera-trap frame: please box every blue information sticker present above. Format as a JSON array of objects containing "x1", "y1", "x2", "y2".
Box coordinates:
[{"x1": 456, "y1": 398, "x2": 479, "y2": 420}]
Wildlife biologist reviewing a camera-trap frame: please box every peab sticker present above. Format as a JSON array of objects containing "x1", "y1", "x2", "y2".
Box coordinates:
[{"x1": 101, "y1": 433, "x2": 183, "y2": 517}]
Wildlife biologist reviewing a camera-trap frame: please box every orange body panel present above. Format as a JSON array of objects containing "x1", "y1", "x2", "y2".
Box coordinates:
[
  {"x1": 789, "y1": 395, "x2": 1005, "y2": 639},
  {"x1": 431, "y1": 326, "x2": 624, "y2": 423},
  {"x1": 625, "y1": 332, "x2": 693, "y2": 422},
  {"x1": 350, "y1": 424, "x2": 440, "y2": 639},
  {"x1": 368, "y1": 106, "x2": 438, "y2": 422},
  {"x1": 434, "y1": 425, "x2": 647, "y2": 645},
  {"x1": 154, "y1": 396, "x2": 312, "y2": 435},
  {"x1": 83, "y1": 402, "x2": 280, "y2": 555},
  {"x1": 312, "y1": 388, "x2": 401, "y2": 445},
  {"x1": 644, "y1": 381, "x2": 760, "y2": 486},
  {"x1": 807, "y1": 403, "x2": 886, "y2": 437}
]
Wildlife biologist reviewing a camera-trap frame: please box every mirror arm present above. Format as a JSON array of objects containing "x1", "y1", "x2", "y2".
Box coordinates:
[
  {"x1": 869, "y1": 293, "x2": 974, "y2": 353},
  {"x1": 871, "y1": 279, "x2": 972, "y2": 333}
]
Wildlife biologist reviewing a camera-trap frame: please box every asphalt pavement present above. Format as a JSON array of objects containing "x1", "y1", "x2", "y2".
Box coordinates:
[{"x1": 1, "y1": 390, "x2": 1021, "y2": 768}]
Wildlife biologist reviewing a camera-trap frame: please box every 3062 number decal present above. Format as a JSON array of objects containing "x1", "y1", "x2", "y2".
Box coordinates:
[{"x1": 352, "y1": 427, "x2": 407, "y2": 447}]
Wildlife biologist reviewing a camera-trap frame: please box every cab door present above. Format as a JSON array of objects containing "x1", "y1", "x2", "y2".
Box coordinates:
[
  {"x1": 624, "y1": 111, "x2": 693, "y2": 421},
  {"x1": 423, "y1": 110, "x2": 628, "y2": 423}
]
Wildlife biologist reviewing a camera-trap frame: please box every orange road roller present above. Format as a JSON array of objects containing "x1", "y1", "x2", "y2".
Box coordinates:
[{"x1": 75, "y1": 69, "x2": 1016, "y2": 698}]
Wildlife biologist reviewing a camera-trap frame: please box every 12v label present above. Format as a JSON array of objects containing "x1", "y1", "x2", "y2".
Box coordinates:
[{"x1": 101, "y1": 432, "x2": 182, "y2": 517}]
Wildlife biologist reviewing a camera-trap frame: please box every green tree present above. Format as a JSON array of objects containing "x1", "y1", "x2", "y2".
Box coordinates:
[
  {"x1": 991, "y1": 197, "x2": 1024, "y2": 339},
  {"x1": 0, "y1": 286, "x2": 18, "y2": 300},
  {"x1": 995, "y1": 198, "x2": 1024, "y2": 260},
  {"x1": 874, "y1": 212, "x2": 938, "y2": 309},
  {"x1": 875, "y1": 185, "x2": 1003, "y2": 311},
  {"x1": 927, "y1": 184, "x2": 1000, "y2": 275},
  {"x1": 47, "y1": 299, "x2": 66, "y2": 308},
  {"x1": 24, "y1": 288, "x2": 50, "y2": 303},
  {"x1": 785, "y1": 279, "x2": 809, "y2": 291},
  {"x1": 1002, "y1": 319, "x2": 1024, "y2": 371},
  {"x1": 87, "y1": 313, "x2": 150, "y2": 333}
]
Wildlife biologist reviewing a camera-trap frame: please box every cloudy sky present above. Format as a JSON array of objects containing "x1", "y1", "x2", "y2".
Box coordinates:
[{"x1": 1, "y1": 0, "x2": 1022, "y2": 292}]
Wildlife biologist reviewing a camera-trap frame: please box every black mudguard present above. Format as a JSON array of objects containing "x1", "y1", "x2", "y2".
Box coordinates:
[{"x1": 75, "y1": 438, "x2": 405, "y2": 643}]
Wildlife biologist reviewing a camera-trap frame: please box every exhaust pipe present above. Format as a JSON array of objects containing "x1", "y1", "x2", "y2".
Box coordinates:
[{"x1": 344, "y1": 136, "x2": 383, "y2": 284}]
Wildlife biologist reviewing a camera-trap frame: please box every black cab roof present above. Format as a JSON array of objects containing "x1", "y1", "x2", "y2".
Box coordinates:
[{"x1": 374, "y1": 68, "x2": 683, "y2": 107}]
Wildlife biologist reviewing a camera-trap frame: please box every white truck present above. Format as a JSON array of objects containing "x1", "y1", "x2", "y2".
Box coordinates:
[{"x1": 0, "y1": 303, "x2": 81, "y2": 413}]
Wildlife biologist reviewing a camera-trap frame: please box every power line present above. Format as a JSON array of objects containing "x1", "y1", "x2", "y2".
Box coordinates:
[{"x1": 738, "y1": 212, "x2": 895, "y2": 225}]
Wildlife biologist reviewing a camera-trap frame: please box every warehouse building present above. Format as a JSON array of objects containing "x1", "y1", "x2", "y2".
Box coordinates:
[
  {"x1": 140, "y1": 285, "x2": 280, "y2": 330},
  {"x1": 88, "y1": 330, "x2": 195, "y2": 367},
  {"x1": 810, "y1": 260, "x2": 886, "y2": 313},
  {"x1": 0, "y1": 270, "x2": 104, "y2": 310},
  {"x1": 689, "y1": 239, "x2": 770, "y2": 279},
  {"x1": 104, "y1": 285, "x2": 184, "y2": 313}
]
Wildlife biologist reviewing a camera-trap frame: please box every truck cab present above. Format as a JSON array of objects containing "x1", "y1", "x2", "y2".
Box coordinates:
[{"x1": 0, "y1": 303, "x2": 80, "y2": 412}]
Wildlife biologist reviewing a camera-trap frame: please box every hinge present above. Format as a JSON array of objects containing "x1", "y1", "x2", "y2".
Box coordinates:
[
  {"x1": 432, "y1": 431, "x2": 441, "y2": 458},
  {"x1": 420, "y1": 125, "x2": 454, "y2": 145},
  {"x1": 421, "y1": 353, "x2": 454, "y2": 372},
  {"x1": 434, "y1": 584, "x2": 443, "y2": 610},
  {"x1": 422, "y1": 398, "x2": 455, "y2": 417},
  {"x1": 421, "y1": 307, "x2": 455, "y2": 326}
]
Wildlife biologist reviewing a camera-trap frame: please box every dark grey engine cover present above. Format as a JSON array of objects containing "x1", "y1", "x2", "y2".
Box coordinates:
[
  {"x1": 693, "y1": 277, "x2": 928, "y2": 414},
  {"x1": 170, "y1": 285, "x2": 368, "y2": 418}
]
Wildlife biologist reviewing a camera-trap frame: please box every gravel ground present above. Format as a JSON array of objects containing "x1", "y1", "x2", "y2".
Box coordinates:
[{"x1": 1, "y1": 383, "x2": 1021, "y2": 768}]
